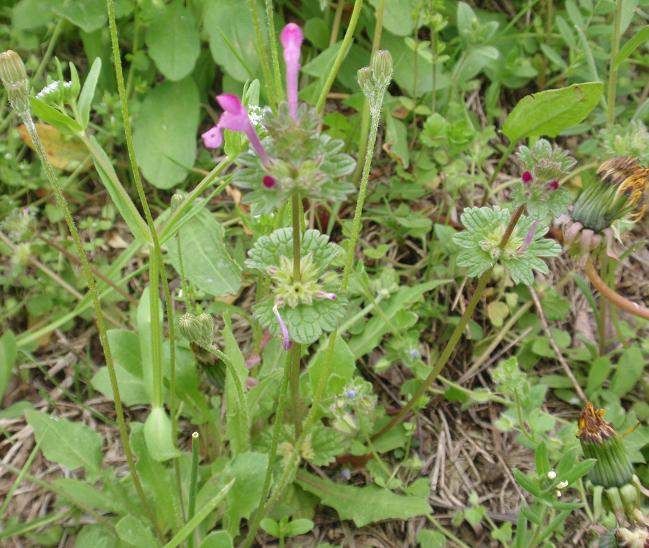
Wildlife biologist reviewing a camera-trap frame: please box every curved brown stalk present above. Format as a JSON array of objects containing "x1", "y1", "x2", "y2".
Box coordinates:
[{"x1": 584, "y1": 259, "x2": 649, "y2": 321}]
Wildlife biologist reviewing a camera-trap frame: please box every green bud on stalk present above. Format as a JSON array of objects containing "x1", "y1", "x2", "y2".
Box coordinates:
[
  {"x1": 177, "y1": 312, "x2": 214, "y2": 348},
  {"x1": 0, "y1": 50, "x2": 30, "y2": 116},
  {"x1": 357, "y1": 50, "x2": 393, "y2": 118}
]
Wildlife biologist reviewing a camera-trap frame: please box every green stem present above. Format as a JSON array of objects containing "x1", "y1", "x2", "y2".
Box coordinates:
[
  {"x1": 289, "y1": 343, "x2": 302, "y2": 437},
  {"x1": 21, "y1": 115, "x2": 161, "y2": 539},
  {"x1": 353, "y1": 0, "x2": 385, "y2": 183},
  {"x1": 606, "y1": 0, "x2": 623, "y2": 125},
  {"x1": 292, "y1": 192, "x2": 301, "y2": 281},
  {"x1": 265, "y1": 0, "x2": 283, "y2": 103},
  {"x1": 248, "y1": 0, "x2": 276, "y2": 107},
  {"x1": 316, "y1": 0, "x2": 364, "y2": 113},
  {"x1": 372, "y1": 204, "x2": 525, "y2": 440},
  {"x1": 429, "y1": 0, "x2": 438, "y2": 114},
  {"x1": 187, "y1": 432, "x2": 200, "y2": 548},
  {"x1": 107, "y1": 0, "x2": 176, "y2": 429},
  {"x1": 480, "y1": 141, "x2": 516, "y2": 207},
  {"x1": 33, "y1": 20, "x2": 63, "y2": 83},
  {"x1": 204, "y1": 345, "x2": 251, "y2": 452},
  {"x1": 262, "y1": 73, "x2": 387, "y2": 514},
  {"x1": 329, "y1": 0, "x2": 345, "y2": 47},
  {"x1": 244, "y1": 355, "x2": 291, "y2": 548},
  {"x1": 290, "y1": 191, "x2": 302, "y2": 436}
]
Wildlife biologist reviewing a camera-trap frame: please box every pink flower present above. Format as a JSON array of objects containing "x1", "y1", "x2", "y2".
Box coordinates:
[
  {"x1": 201, "y1": 94, "x2": 269, "y2": 165},
  {"x1": 280, "y1": 23, "x2": 304, "y2": 121},
  {"x1": 317, "y1": 291, "x2": 337, "y2": 300},
  {"x1": 547, "y1": 180, "x2": 559, "y2": 191},
  {"x1": 263, "y1": 175, "x2": 276, "y2": 188},
  {"x1": 272, "y1": 302, "x2": 292, "y2": 350},
  {"x1": 521, "y1": 171, "x2": 533, "y2": 184}
]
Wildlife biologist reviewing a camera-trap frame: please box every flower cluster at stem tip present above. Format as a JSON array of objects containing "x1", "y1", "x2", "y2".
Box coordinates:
[{"x1": 201, "y1": 23, "x2": 356, "y2": 214}]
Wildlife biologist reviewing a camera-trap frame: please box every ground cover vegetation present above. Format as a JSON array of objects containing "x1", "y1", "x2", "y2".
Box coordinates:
[{"x1": 1, "y1": 0, "x2": 649, "y2": 546}]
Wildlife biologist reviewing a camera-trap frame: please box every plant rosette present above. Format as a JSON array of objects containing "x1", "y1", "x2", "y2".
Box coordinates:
[
  {"x1": 245, "y1": 228, "x2": 347, "y2": 347},
  {"x1": 453, "y1": 206, "x2": 561, "y2": 286}
]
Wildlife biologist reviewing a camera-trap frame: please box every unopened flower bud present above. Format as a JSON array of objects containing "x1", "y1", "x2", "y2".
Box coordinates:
[
  {"x1": 170, "y1": 192, "x2": 184, "y2": 212},
  {"x1": 178, "y1": 313, "x2": 198, "y2": 342},
  {"x1": 357, "y1": 67, "x2": 373, "y2": 97},
  {"x1": 195, "y1": 312, "x2": 214, "y2": 346},
  {"x1": 0, "y1": 50, "x2": 30, "y2": 116},
  {"x1": 370, "y1": 50, "x2": 393, "y2": 91},
  {"x1": 547, "y1": 470, "x2": 557, "y2": 480}
]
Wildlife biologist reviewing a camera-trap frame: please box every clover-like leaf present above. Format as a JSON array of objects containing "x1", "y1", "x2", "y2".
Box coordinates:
[{"x1": 453, "y1": 206, "x2": 561, "y2": 286}]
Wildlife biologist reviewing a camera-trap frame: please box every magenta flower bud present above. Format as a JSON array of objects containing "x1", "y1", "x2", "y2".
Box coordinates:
[
  {"x1": 280, "y1": 23, "x2": 303, "y2": 121},
  {"x1": 263, "y1": 175, "x2": 276, "y2": 188},
  {"x1": 518, "y1": 221, "x2": 537, "y2": 253},
  {"x1": 521, "y1": 171, "x2": 533, "y2": 184},
  {"x1": 547, "y1": 180, "x2": 559, "y2": 191},
  {"x1": 201, "y1": 94, "x2": 270, "y2": 165},
  {"x1": 245, "y1": 376, "x2": 259, "y2": 390},
  {"x1": 272, "y1": 302, "x2": 292, "y2": 350},
  {"x1": 318, "y1": 291, "x2": 337, "y2": 301}
]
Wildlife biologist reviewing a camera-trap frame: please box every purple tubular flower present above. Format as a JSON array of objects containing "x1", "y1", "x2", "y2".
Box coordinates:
[
  {"x1": 201, "y1": 94, "x2": 270, "y2": 166},
  {"x1": 318, "y1": 291, "x2": 337, "y2": 301},
  {"x1": 272, "y1": 302, "x2": 292, "y2": 350},
  {"x1": 280, "y1": 23, "x2": 304, "y2": 121},
  {"x1": 518, "y1": 221, "x2": 538, "y2": 253}
]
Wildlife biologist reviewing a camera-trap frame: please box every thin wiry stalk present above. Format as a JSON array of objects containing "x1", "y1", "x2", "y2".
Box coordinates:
[{"x1": 22, "y1": 115, "x2": 162, "y2": 539}]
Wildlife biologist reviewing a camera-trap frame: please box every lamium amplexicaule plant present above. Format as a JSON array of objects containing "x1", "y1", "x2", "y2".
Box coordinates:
[{"x1": 1, "y1": 1, "x2": 649, "y2": 546}]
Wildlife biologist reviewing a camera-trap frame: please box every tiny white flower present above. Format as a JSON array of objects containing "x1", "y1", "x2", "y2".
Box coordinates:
[
  {"x1": 547, "y1": 470, "x2": 557, "y2": 480},
  {"x1": 555, "y1": 490, "x2": 562, "y2": 498},
  {"x1": 557, "y1": 480, "x2": 568, "y2": 490}
]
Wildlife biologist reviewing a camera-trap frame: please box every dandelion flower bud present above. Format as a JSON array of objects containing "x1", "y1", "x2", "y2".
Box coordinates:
[
  {"x1": 195, "y1": 312, "x2": 214, "y2": 346},
  {"x1": 0, "y1": 50, "x2": 30, "y2": 116},
  {"x1": 357, "y1": 67, "x2": 373, "y2": 98},
  {"x1": 578, "y1": 403, "x2": 634, "y2": 488},
  {"x1": 170, "y1": 192, "x2": 184, "y2": 213},
  {"x1": 370, "y1": 50, "x2": 393, "y2": 91}
]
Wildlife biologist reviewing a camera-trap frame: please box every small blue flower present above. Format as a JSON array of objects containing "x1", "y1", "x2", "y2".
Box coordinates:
[
  {"x1": 408, "y1": 348, "x2": 421, "y2": 359},
  {"x1": 345, "y1": 389, "x2": 357, "y2": 399}
]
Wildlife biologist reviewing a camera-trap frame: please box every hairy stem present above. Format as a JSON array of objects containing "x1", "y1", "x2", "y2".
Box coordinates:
[
  {"x1": 353, "y1": 0, "x2": 385, "y2": 183},
  {"x1": 22, "y1": 115, "x2": 161, "y2": 539},
  {"x1": 606, "y1": 0, "x2": 623, "y2": 125},
  {"x1": 248, "y1": 0, "x2": 276, "y2": 107},
  {"x1": 291, "y1": 191, "x2": 302, "y2": 436},
  {"x1": 316, "y1": 0, "x2": 364, "y2": 113},
  {"x1": 187, "y1": 432, "x2": 200, "y2": 548},
  {"x1": 244, "y1": 355, "x2": 291, "y2": 548},
  {"x1": 372, "y1": 204, "x2": 525, "y2": 440}
]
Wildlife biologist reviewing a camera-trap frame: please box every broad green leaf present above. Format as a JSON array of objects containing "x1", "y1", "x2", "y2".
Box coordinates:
[
  {"x1": 25, "y1": 410, "x2": 102, "y2": 477},
  {"x1": 53, "y1": 0, "x2": 106, "y2": 33},
  {"x1": 611, "y1": 345, "x2": 644, "y2": 396},
  {"x1": 417, "y1": 529, "x2": 447, "y2": 547},
  {"x1": 200, "y1": 531, "x2": 233, "y2": 548},
  {"x1": 166, "y1": 209, "x2": 241, "y2": 297},
  {"x1": 165, "y1": 480, "x2": 235, "y2": 548},
  {"x1": 296, "y1": 471, "x2": 431, "y2": 527},
  {"x1": 222, "y1": 315, "x2": 250, "y2": 454},
  {"x1": 75, "y1": 524, "x2": 117, "y2": 548},
  {"x1": 369, "y1": 0, "x2": 416, "y2": 36},
  {"x1": 31, "y1": 97, "x2": 83, "y2": 134},
  {"x1": 145, "y1": 0, "x2": 200, "y2": 81},
  {"x1": 78, "y1": 57, "x2": 102, "y2": 129},
  {"x1": 12, "y1": 0, "x2": 55, "y2": 30},
  {"x1": 133, "y1": 78, "x2": 199, "y2": 189},
  {"x1": 131, "y1": 423, "x2": 184, "y2": 532},
  {"x1": 615, "y1": 26, "x2": 649, "y2": 67},
  {"x1": 52, "y1": 479, "x2": 117, "y2": 513},
  {"x1": 309, "y1": 335, "x2": 355, "y2": 399},
  {"x1": 91, "y1": 329, "x2": 148, "y2": 406},
  {"x1": 223, "y1": 452, "x2": 267, "y2": 537},
  {"x1": 586, "y1": 356, "x2": 612, "y2": 395},
  {"x1": 203, "y1": 0, "x2": 259, "y2": 82},
  {"x1": 347, "y1": 280, "x2": 450, "y2": 358},
  {"x1": 116, "y1": 515, "x2": 157, "y2": 548},
  {"x1": 143, "y1": 406, "x2": 181, "y2": 462},
  {"x1": 0, "y1": 330, "x2": 17, "y2": 401},
  {"x1": 502, "y1": 82, "x2": 603, "y2": 143}
]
